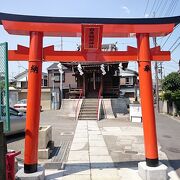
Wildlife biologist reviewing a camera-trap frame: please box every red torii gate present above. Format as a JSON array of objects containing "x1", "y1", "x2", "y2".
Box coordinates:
[{"x1": 0, "y1": 12, "x2": 178, "y2": 173}]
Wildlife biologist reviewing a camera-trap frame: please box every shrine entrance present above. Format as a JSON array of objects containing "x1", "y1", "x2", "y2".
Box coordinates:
[
  {"x1": 0, "y1": 12, "x2": 178, "y2": 173},
  {"x1": 75, "y1": 63, "x2": 121, "y2": 98},
  {"x1": 85, "y1": 71, "x2": 101, "y2": 98}
]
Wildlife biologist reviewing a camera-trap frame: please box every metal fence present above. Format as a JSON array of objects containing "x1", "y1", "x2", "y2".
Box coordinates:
[{"x1": 0, "y1": 42, "x2": 10, "y2": 132}]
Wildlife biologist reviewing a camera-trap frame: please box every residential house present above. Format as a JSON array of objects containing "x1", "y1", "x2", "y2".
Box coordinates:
[
  {"x1": 119, "y1": 69, "x2": 139, "y2": 98},
  {"x1": 11, "y1": 70, "x2": 50, "y2": 110},
  {"x1": 13, "y1": 69, "x2": 48, "y2": 89},
  {"x1": 47, "y1": 63, "x2": 77, "y2": 98}
]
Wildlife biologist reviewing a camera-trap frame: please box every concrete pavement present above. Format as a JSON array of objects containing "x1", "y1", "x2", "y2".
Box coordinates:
[
  {"x1": 156, "y1": 112, "x2": 180, "y2": 177},
  {"x1": 45, "y1": 120, "x2": 141, "y2": 180},
  {"x1": 8, "y1": 110, "x2": 180, "y2": 179},
  {"x1": 45, "y1": 119, "x2": 179, "y2": 180}
]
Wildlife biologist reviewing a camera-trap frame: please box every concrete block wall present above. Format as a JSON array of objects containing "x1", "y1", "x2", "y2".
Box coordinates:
[
  {"x1": 159, "y1": 100, "x2": 178, "y2": 116},
  {"x1": 18, "y1": 89, "x2": 51, "y2": 110}
]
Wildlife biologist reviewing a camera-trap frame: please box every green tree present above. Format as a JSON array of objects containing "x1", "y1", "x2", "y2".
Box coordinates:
[
  {"x1": 161, "y1": 72, "x2": 180, "y2": 115},
  {"x1": 162, "y1": 72, "x2": 180, "y2": 92}
]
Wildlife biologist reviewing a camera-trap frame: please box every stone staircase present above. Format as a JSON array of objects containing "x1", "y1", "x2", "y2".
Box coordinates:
[{"x1": 78, "y1": 99, "x2": 98, "y2": 120}]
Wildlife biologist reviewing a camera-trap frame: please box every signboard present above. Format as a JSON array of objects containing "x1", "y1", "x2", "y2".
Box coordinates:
[
  {"x1": 129, "y1": 104, "x2": 142, "y2": 122},
  {"x1": 84, "y1": 27, "x2": 100, "y2": 50},
  {"x1": 82, "y1": 25, "x2": 102, "y2": 51}
]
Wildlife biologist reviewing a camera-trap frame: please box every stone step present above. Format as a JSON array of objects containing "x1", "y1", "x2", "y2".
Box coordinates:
[
  {"x1": 80, "y1": 108, "x2": 96, "y2": 113},
  {"x1": 82, "y1": 105, "x2": 97, "y2": 108},
  {"x1": 78, "y1": 117, "x2": 97, "y2": 120},
  {"x1": 78, "y1": 98, "x2": 98, "y2": 120},
  {"x1": 83, "y1": 100, "x2": 98, "y2": 102},
  {"x1": 83, "y1": 99, "x2": 98, "y2": 101},
  {"x1": 82, "y1": 103, "x2": 97, "y2": 106},
  {"x1": 81, "y1": 108, "x2": 97, "y2": 110},
  {"x1": 80, "y1": 109, "x2": 97, "y2": 111},
  {"x1": 79, "y1": 111, "x2": 97, "y2": 114},
  {"x1": 80, "y1": 112, "x2": 96, "y2": 115},
  {"x1": 78, "y1": 116, "x2": 97, "y2": 119},
  {"x1": 78, "y1": 114, "x2": 97, "y2": 117},
  {"x1": 79, "y1": 114, "x2": 97, "y2": 118},
  {"x1": 82, "y1": 102, "x2": 97, "y2": 104},
  {"x1": 82, "y1": 102, "x2": 98, "y2": 105}
]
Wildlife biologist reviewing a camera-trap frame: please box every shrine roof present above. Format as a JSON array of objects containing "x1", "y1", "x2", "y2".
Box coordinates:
[{"x1": 0, "y1": 12, "x2": 179, "y2": 37}]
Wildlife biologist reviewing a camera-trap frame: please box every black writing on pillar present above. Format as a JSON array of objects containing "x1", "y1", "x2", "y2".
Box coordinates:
[
  {"x1": 30, "y1": 65, "x2": 38, "y2": 73},
  {"x1": 144, "y1": 65, "x2": 151, "y2": 72},
  {"x1": 89, "y1": 28, "x2": 95, "y2": 48}
]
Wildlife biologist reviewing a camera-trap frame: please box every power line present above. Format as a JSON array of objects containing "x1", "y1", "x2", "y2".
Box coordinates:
[
  {"x1": 161, "y1": 24, "x2": 180, "y2": 49},
  {"x1": 155, "y1": 0, "x2": 179, "y2": 48},
  {"x1": 171, "y1": 41, "x2": 180, "y2": 53},
  {"x1": 171, "y1": 58, "x2": 179, "y2": 64},
  {"x1": 164, "y1": 0, "x2": 176, "y2": 16},
  {"x1": 158, "y1": 0, "x2": 168, "y2": 16},
  {"x1": 149, "y1": 0, "x2": 157, "y2": 16},
  {"x1": 167, "y1": 0, "x2": 178, "y2": 16},
  {"x1": 168, "y1": 36, "x2": 180, "y2": 51},
  {"x1": 169, "y1": 0, "x2": 179, "y2": 15},
  {"x1": 144, "y1": 0, "x2": 149, "y2": 16},
  {"x1": 149, "y1": 0, "x2": 167, "y2": 17},
  {"x1": 154, "y1": 0, "x2": 164, "y2": 14},
  {"x1": 164, "y1": 0, "x2": 175, "y2": 16},
  {"x1": 161, "y1": 34, "x2": 172, "y2": 48},
  {"x1": 164, "y1": 66, "x2": 178, "y2": 71},
  {"x1": 169, "y1": 0, "x2": 179, "y2": 14},
  {"x1": 159, "y1": 0, "x2": 180, "y2": 58}
]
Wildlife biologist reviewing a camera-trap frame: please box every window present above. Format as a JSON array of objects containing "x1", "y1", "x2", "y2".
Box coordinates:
[
  {"x1": 54, "y1": 73, "x2": 60, "y2": 82},
  {"x1": 53, "y1": 73, "x2": 65, "y2": 82},
  {"x1": 41, "y1": 79, "x2": 48, "y2": 86},
  {"x1": 125, "y1": 77, "x2": 130, "y2": 84},
  {"x1": 44, "y1": 79, "x2": 47, "y2": 86},
  {"x1": 125, "y1": 77, "x2": 133, "y2": 85}
]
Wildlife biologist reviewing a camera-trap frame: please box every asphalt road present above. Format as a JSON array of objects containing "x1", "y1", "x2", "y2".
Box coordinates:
[{"x1": 156, "y1": 112, "x2": 180, "y2": 177}]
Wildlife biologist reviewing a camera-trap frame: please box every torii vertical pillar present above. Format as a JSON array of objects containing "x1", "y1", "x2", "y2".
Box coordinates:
[
  {"x1": 137, "y1": 33, "x2": 159, "y2": 167},
  {"x1": 24, "y1": 32, "x2": 43, "y2": 173}
]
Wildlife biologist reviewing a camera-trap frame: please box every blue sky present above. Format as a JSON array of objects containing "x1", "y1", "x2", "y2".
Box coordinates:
[{"x1": 0, "y1": 0, "x2": 180, "y2": 79}]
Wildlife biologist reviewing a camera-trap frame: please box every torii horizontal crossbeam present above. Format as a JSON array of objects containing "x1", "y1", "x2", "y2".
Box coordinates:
[
  {"x1": 0, "y1": 12, "x2": 178, "y2": 37},
  {"x1": 8, "y1": 45, "x2": 170, "y2": 62}
]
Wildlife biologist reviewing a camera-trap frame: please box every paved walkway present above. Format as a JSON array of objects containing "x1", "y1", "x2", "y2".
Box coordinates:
[
  {"x1": 45, "y1": 120, "x2": 142, "y2": 180},
  {"x1": 11, "y1": 110, "x2": 179, "y2": 179},
  {"x1": 45, "y1": 119, "x2": 180, "y2": 180}
]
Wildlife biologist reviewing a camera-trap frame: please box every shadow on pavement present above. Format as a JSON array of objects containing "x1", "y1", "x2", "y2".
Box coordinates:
[{"x1": 45, "y1": 160, "x2": 180, "y2": 179}]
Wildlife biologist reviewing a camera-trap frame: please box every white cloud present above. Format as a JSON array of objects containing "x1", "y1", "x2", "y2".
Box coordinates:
[{"x1": 122, "y1": 6, "x2": 130, "y2": 14}]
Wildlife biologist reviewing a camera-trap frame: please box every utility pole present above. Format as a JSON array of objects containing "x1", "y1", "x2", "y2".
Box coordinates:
[
  {"x1": 179, "y1": 60, "x2": 180, "y2": 73},
  {"x1": 57, "y1": 63, "x2": 64, "y2": 108},
  {"x1": 154, "y1": 39, "x2": 160, "y2": 113},
  {"x1": 159, "y1": 63, "x2": 163, "y2": 80},
  {"x1": 153, "y1": 12, "x2": 160, "y2": 113}
]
